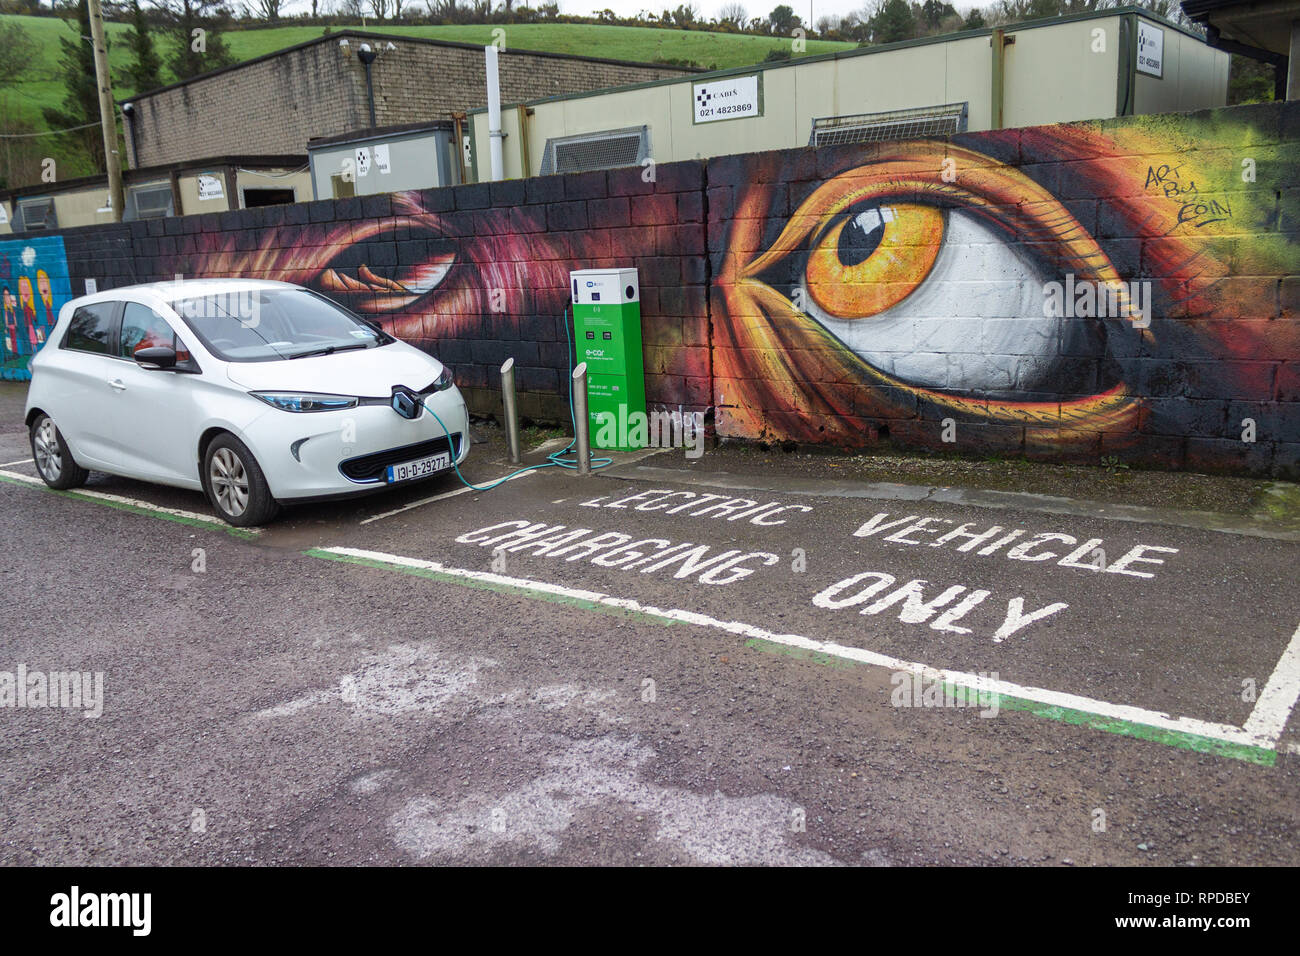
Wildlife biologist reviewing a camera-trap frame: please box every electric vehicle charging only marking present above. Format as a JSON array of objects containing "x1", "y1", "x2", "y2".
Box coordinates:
[{"x1": 579, "y1": 489, "x2": 815, "y2": 525}]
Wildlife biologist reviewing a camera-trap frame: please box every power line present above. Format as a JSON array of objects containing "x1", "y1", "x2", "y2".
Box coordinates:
[{"x1": 0, "y1": 121, "x2": 101, "y2": 139}]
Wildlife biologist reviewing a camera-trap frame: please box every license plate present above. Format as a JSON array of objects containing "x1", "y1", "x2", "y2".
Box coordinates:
[{"x1": 386, "y1": 451, "x2": 451, "y2": 483}]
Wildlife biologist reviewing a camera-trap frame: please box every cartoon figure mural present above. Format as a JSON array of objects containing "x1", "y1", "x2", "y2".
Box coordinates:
[
  {"x1": 95, "y1": 104, "x2": 1300, "y2": 474},
  {"x1": 0, "y1": 237, "x2": 72, "y2": 380},
  {"x1": 17, "y1": 277, "x2": 39, "y2": 352},
  {"x1": 36, "y1": 270, "x2": 56, "y2": 335},
  {"x1": 2, "y1": 287, "x2": 15, "y2": 359}
]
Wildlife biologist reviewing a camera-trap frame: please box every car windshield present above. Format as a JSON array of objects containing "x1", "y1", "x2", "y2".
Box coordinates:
[{"x1": 169, "y1": 287, "x2": 390, "y2": 362}]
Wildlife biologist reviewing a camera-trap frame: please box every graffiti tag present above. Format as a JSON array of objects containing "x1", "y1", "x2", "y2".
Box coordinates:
[{"x1": 1145, "y1": 162, "x2": 1231, "y2": 228}]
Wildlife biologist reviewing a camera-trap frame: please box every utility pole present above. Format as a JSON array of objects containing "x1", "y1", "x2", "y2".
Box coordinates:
[{"x1": 87, "y1": 0, "x2": 124, "y2": 222}]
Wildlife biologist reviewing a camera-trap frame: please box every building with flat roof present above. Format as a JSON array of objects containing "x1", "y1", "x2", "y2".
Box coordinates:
[
  {"x1": 0, "y1": 156, "x2": 309, "y2": 236},
  {"x1": 468, "y1": 8, "x2": 1229, "y2": 181},
  {"x1": 119, "y1": 29, "x2": 697, "y2": 171}
]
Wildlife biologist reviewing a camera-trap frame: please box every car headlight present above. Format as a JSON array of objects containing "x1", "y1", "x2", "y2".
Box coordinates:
[
  {"x1": 431, "y1": 366, "x2": 454, "y2": 391},
  {"x1": 252, "y1": 392, "x2": 360, "y2": 412}
]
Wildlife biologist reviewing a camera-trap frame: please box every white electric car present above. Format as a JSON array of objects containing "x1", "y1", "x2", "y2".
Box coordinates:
[{"x1": 25, "y1": 279, "x2": 469, "y2": 526}]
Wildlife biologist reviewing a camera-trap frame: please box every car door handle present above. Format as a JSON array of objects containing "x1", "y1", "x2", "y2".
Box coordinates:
[{"x1": 108, "y1": 379, "x2": 126, "y2": 391}]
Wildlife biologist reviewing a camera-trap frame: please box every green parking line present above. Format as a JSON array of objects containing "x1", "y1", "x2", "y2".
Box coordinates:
[
  {"x1": 303, "y1": 547, "x2": 679, "y2": 627},
  {"x1": 992, "y1": 694, "x2": 1276, "y2": 766},
  {"x1": 0, "y1": 473, "x2": 257, "y2": 539},
  {"x1": 744, "y1": 638, "x2": 1276, "y2": 766}
]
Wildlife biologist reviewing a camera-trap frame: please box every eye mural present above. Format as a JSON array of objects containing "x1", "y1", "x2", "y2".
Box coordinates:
[
  {"x1": 713, "y1": 122, "x2": 1294, "y2": 466},
  {"x1": 142, "y1": 106, "x2": 1295, "y2": 475}
]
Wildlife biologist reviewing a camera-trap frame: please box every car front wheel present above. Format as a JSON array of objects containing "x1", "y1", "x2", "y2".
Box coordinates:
[
  {"x1": 202, "y1": 433, "x2": 280, "y2": 527},
  {"x1": 30, "y1": 414, "x2": 89, "y2": 490}
]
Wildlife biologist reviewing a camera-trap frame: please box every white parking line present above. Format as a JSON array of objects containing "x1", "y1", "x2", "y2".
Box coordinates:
[
  {"x1": 359, "y1": 469, "x2": 538, "y2": 524},
  {"x1": 0, "y1": 458, "x2": 34, "y2": 468},
  {"x1": 0, "y1": 468, "x2": 252, "y2": 532},
  {"x1": 316, "y1": 545, "x2": 1288, "y2": 754},
  {"x1": 1243, "y1": 622, "x2": 1300, "y2": 744}
]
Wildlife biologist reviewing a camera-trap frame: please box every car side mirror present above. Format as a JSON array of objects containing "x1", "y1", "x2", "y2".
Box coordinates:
[{"x1": 134, "y1": 346, "x2": 177, "y2": 369}]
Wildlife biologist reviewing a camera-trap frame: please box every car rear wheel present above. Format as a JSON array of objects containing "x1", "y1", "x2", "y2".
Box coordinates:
[
  {"x1": 30, "y1": 414, "x2": 89, "y2": 490},
  {"x1": 202, "y1": 433, "x2": 280, "y2": 527}
]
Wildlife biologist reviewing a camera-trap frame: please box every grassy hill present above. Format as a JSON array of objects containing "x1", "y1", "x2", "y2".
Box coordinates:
[{"x1": 1, "y1": 14, "x2": 855, "y2": 138}]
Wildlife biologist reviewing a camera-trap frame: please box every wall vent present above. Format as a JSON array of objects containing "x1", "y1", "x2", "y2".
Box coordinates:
[
  {"x1": 540, "y1": 126, "x2": 650, "y2": 176},
  {"x1": 809, "y1": 103, "x2": 969, "y2": 147}
]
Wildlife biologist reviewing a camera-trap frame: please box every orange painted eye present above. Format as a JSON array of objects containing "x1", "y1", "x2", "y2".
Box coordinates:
[{"x1": 804, "y1": 203, "x2": 945, "y2": 318}]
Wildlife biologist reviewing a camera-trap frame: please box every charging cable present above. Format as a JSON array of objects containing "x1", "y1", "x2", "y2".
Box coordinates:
[{"x1": 421, "y1": 304, "x2": 612, "y2": 492}]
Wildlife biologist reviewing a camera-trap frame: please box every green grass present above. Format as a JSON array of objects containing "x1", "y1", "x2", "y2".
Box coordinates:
[{"x1": 1, "y1": 14, "x2": 855, "y2": 138}]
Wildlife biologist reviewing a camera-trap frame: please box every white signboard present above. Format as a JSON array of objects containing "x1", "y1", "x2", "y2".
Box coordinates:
[
  {"x1": 84, "y1": 278, "x2": 97, "y2": 294},
  {"x1": 196, "y1": 174, "x2": 224, "y2": 201},
  {"x1": 1137, "y1": 21, "x2": 1164, "y2": 78},
  {"x1": 0, "y1": 203, "x2": 8, "y2": 225},
  {"x1": 355, "y1": 147, "x2": 372, "y2": 178},
  {"x1": 374, "y1": 144, "x2": 391, "y2": 175},
  {"x1": 693, "y1": 75, "x2": 760, "y2": 124}
]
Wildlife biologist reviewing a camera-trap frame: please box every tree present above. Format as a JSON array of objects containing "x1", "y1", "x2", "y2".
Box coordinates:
[
  {"x1": 766, "y1": 3, "x2": 799, "y2": 35},
  {"x1": 369, "y1": 0, "x2": 391, "y2": 17},
  {"x1": 865, "y1": 0, "x2": 914, "y2": 43},
  {"x1": 42, "y1": 0, "x2": 105, "y2": 171},
  {"x1": 1229, "y1": 52, "x2": 1276, "y2": 104},
  {"x1": 963, "y1": 7, "x2": 987, "y2": 29},
  {"x1": 0, "y1": 19, "x2": 38, "y2": 90},
  {"x1": 717, "y1": 1, "x2": 746, "y2": 26},
  {"x1": 120, "y1": 0, "x2": 164, "y2": 93},
  {"x1": 918, "y1": 0, "x2": 955, "y2": 30},
  {"x1": 163, "y1": 0, "x2": 236, "y2": 81},
  {"x1": 670, "y1": 2, "x2": 699, "y2": 27},
  {"x1": 993, "y1": 0, "x2": 1065, "y2": 23},
  {"x1": 250, "y1": 0, "x2": 283, "y2": 22}
]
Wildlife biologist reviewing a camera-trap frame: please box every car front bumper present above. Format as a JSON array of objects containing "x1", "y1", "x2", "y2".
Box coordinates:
[{"x1": 245, "y1": 386, "x2": 470, "y2": 501}]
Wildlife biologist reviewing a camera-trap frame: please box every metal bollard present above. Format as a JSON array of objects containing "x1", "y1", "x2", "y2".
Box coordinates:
[
  {"x1": 500, "y1": 357, "x2": 521, "y2": 465},
  {"x1": 572, "y1": 362, "x2": 591, "y2": 476}
]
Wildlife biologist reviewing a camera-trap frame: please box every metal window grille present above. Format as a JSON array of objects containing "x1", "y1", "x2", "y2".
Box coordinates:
[
  {"x1": 540, "y1": 126, "x2": 650, "y2": 176},
  {"x1": 16, "y1": 197, "x2": 56, "y2": 232},
  {"x1": 124, "y1": 183, "x2": 174, "y2": 221},
  {"x1": 809, "y1": 103, "x2": 969, "y2": 147}
]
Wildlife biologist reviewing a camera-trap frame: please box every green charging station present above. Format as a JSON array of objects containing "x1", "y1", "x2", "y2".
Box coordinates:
[{"x1": 570, "y1": 268, "x2": 646, "y2": 451}]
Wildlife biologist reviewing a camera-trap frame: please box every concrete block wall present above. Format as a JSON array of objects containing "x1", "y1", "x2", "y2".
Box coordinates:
[{"x1": 24, "y1": 99, "x2": 1300, "y2": 478}]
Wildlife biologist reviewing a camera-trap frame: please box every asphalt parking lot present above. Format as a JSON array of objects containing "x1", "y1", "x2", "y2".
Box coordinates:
[{"x1": 1, "y1": 382, "x2": 1297, "y2": 866}]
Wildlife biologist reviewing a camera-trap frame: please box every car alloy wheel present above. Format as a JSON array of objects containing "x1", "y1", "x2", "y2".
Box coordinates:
[
  {"x1": 209, "y1": 447, "x2": 250, "y2": 518},
  {"x1": 33, "y1": 418, "x2": 63, "y2": 483}
]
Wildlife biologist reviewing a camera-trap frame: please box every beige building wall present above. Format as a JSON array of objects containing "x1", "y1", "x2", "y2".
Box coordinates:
[
  {"x1": 234, "y1": 168, "x2": 313, "y2": 206},
  {"x1": 1000, "y1": 15, "x2": 1121, "y2": 127},
  {"x1": 176, "y1": 172, "x2": 232, "y2": 214},
  {"x1": 472, "y1": 13, "x2": 1227, "y2": 182},
  {"x1": 0, "y1": 166, "x2": 310, "y2": 234},
  {"x1": 0, "y1": 186, "x2": 114, "y2": 235},
  {"x1": 1135, "y1": 22, "x2": 1230, "y2": 113}
]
